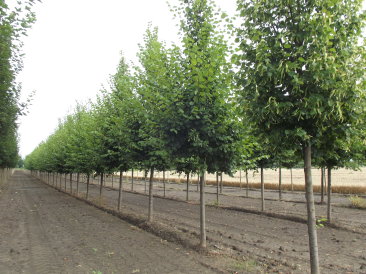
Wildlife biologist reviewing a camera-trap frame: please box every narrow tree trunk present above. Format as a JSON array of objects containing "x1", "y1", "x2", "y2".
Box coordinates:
[
  {"x1": 69, "y1": 173, "x2": 72, "y2": 194},
  {"x1": 220, "y1": 173, "x2": 223, "y2": 194},
  {"x1": 261, "y1": 166, "x2": 265, "y2": 211},
  {"x1": 59, "y1": 173, "x2": 62, "y2": 189},
  {"x1": 290, "y1": 168, "x2": 294, "y2": 192},
  {"x1": 53, "y1": 173, "x2": 55, "y2": 186},
  {"x1": 99, "y1": 172, "x2": 104, "y2": 205},
  {"x1": 278, "y1": 167, "x2": 282, "y2": 201},
  {"x1": 111, "y1": 173, "x2": 114, "y2": 188},
  {"x1": 118, "y1": 170, "x2": 123, "y2": 211},
  {"x1": 246, "y1": 169, "x2": 249, "y2": 197},
  {"x1": 131, "y1": 168, "x2": 134, "y2": 191},
  {"x1": 148, "y1": 167, "x2": 154, "y2": 222},
  {"x1": 327, "y1": 167, "x2": 332, "y2": 223},
  {"x1": 144, "y1": 170, "x2": 148, "y2": 193},
  {"x1": 186, "y1": 172, "x2": 189, "y2": 201},
  {"x1": 86, "y1": 174, "x2": 90, "y2": 200},
  {"x1": 320, "y1": 167, "x2": 325, "y2": 204},
  {"x1": 197, "y1": 174, "x2": 199, "y2": 192},
  {"x1": 199, "y1": 170, "x2": 206, "y2": 248},
  {"x1": 76, "y1": 173, "x2": 80, "y2": 196},
  {"x1": 216, "y1": 172, "x2": 219, "y2": 204},
  {"x1": 64, "y1": 174, "x2": 67, "y2": 191},
  {"x1": 163, "y1": 170, "x2": 166, "y2": 197},
  {"x1": 304, "y1": 143, "x2": 320, "y2": 274},
  {"x1": 239, "y1": 170, "x2": 242, "y2": 189}
]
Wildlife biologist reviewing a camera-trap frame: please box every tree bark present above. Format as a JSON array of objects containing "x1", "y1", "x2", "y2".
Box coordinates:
[
  {"x1": 261, "y1": 166, "x2": 265, "y2": 211},
  {"x1": 197, "y1": 174, "x2": 199, "y2": 191},
  {"x1": 111, "y1": 173, "x2": 114, "y2": 188},
  {"x1": 290, "y1": 168, "x2": 293, "y2": 192},
  {"x1": 69, "y1": 173, "x2": 72, "y2": 194},
  {"x1": 327, "y1": 167, "x2": 332, "y2": 222},
  {"x1": 216, "y1": 172, "x2": 219, "y2": 204},
  {"x1": 220, "y1": 173, "x2": 223, "y2": 194},
  {"x1": 304, "y1": 143, "x2": 320, "y2": 274},
  {"x1": 144, "y1": 170, "x2": 148, "y2": 193},
  {"x1": 163, "y1": 170, "x2": 166, "y2": 197},
  {"x1": 186, "y1": 172, "x2": 189, "y2": 201},
  {"x1": 131, "y1": 168, "x2": 134, "y2": 191},
  {"x1": 239, "y1": 170, "x2": 242, "y2": 189},
  {"x1": 64, "y1": 174, "x2": 67, "y2": 191},
  {"x1": 118, "y1": 170, "x2": 123, "y2": 211},
  {"x1": 99, "y1": 172, "x2": 104, "y2": 205},
  {"x1": 246, "y1": 169, "x2": 249, "y2": 197},
  {"x1": 86, "y1": 174, "x2": 90, "y2": 200},
  {"x1": 199, "y1": 170, "x2": 206, "y2": 248},
  {"x1": 320, "y1": 167, "x2": 325, "y2": 204},
  {"x1": 76, "y1": 173, "x2": 80, "y2": 196},
  {"x1": 148, "y1": 167, "x2": 154, "y2": 222},
  {"x1": 278, "y1": 167, "x2": 282, "y2": 201}
]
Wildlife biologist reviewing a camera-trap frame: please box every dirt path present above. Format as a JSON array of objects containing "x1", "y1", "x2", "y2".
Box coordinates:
[
  {"x1": 44, "y1": 173, "x2": 365, "y2": 273},
  {"x1": 0, "y1": 171, "x2": 241, "y2": 274}
]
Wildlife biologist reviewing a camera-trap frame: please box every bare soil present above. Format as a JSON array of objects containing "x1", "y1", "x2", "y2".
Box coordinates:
[
  {"x1": 41, "y1": 172, "x2": 366, "y2": 273},
  {"x1": 0, "y1": 171, "x2": 245, "y2": 274}
]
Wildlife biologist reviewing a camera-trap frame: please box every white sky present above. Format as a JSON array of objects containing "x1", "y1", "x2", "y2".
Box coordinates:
[{"x1": 17, "y1": 0, "x2": 237, "y2": 158}]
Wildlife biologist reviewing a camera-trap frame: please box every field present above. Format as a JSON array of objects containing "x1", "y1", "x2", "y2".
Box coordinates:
[
  {"x1": 6, "y1": 170, "x2": 364, "y2": 273},
  {"x1": 136, "y1": 168, "x2": 366, "y2": 195}
]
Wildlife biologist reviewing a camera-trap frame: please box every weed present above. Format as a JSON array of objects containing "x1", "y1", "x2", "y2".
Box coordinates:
[
  {"x1": 230, "y1": 259, "x2": 258, "y2": 272},
  {"x1": 316, "y1": 217, "x2": 328, "y2": 228},
  {"x1": 349, "y1": 196, "x2": 366, "y2": 209}
]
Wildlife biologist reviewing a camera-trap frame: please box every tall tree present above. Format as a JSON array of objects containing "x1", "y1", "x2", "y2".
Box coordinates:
[
  {"x1": 236, "y1": 0, "x2": 365, "y2": 272},
  {"x1": 167, "y1": 0, "x2": 239, "y2": 248}
]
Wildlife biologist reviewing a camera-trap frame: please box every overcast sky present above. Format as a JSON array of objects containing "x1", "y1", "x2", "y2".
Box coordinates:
[{"x1": 17, "y1": 0, "x2": 237, "y2": 158}]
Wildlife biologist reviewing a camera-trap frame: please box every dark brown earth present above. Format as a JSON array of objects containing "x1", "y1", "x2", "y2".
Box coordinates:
[
  {"x1": 4, "y1": 171, "x2": 366, "y2": 273},
  {"x1": 0, "y1": 171, "x2": 251, "y2": 274}
]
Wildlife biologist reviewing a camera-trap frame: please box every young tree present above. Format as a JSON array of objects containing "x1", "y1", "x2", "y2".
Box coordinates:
[
  {"x1": 167, "y1": 0, "x2": 239, "y2": 248},
  {"x1": 236, "y1": 1, "x2": 365, "y2": 272}
]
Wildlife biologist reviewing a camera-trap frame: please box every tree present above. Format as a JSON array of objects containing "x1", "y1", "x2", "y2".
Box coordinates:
[
  {"x1": 0, "y1": 0, "x2": 37, "y2": 168},
  {"x1": 167, "y1": 0, "x2": 239, "y2": 248},
  {"x1": 236, "y1": 1, "x2": 365, "y2": 272}
]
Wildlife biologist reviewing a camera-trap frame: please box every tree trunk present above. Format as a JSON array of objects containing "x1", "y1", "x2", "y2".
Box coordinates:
[
  {"x1": 278, "y1": 167, "x2": 282, "y2": 201},
  {"x1": 111, "y1": 173, "x2": 114, "y2": 188},
  {"x1": 186, "y1": 172, "x2": 189, "y2": 201},
  {"x1": 199, "y1": 170, "x2": 206, "y2": 248},
  {"x1": 76, "y1": 173, "x2": 80, "y2": 196},
  {"x1": 163, "y1": 170, "x2": 166, "y2": 197},
  {"x1": 304, "y1": 143, "x2": 320, "y2": 274},
  {"x1": 290, "y1": 168, "x2": 293, "y2": 192},
  {"x1": 320, "y1": 167, "x2": 325, "y2": 204},
  {"x1": 148, "y1": 167, "x2": 154, "y2": 222},
  {"x1": 86, "y1": 174, "x2": 90, "y2": 200},
  {"x1": 118, "y1": 170, "x2": 123, "y2": 211},
  {"x1": 220, "y1": 173, "x2": 223, "y2": 193},
  {"x1": 216, "y1": 172, "x2": 219, "y2": 204},
  {"x1": 99, "y1": 172, "x2": 104, "y2": 205},
  {"x1": 69, "y1": 173, "x2": 72, "y2": 194},
  {"x1": 197, "y1": 174, "x2": 199, "y2": 192},
  {"x1": 59, "y1": 173, "x2": 62, "y2": 189},
  {"x1": 239, "y1": 170, "x2": 242, "y2": 189},
  {"x1": 327, "y1": 167, "x2": 332, "y2": 223},
  {"x1": 131, "y1": 168, "x2": 134, "y2": 191},
  {"x1": 64, "y1": 174, "x2": 67, "y2": 191},
  {"x1": 261, "y1": 166, "x2": 265, "y2": 211},
  {"x1": 144, "y1": 170, "x2": 148, "y2": 193},
  {"x1": 246, "y1": 169, "x2": 249, "y2": 197}
]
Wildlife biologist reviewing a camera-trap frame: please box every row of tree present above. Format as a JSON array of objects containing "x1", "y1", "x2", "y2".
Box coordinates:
[
  {"x1": 0, "y1": 0, "x2": 37, "y2": 168},
  {"x1": 25, "y1": 0, "x2": 365, "y2": 273}
]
